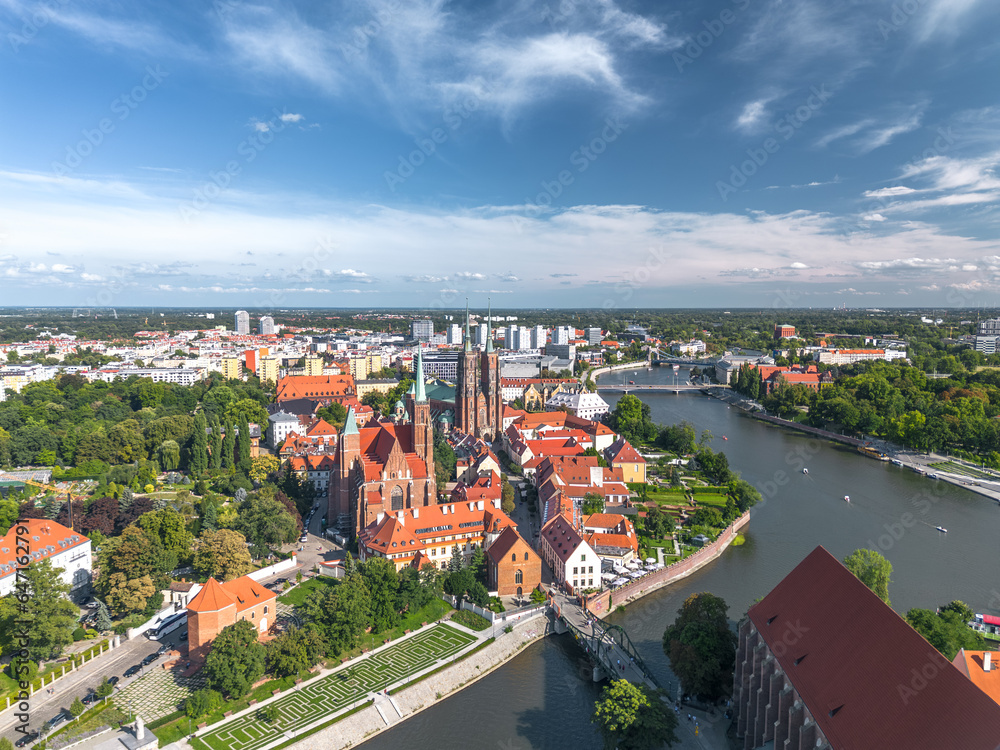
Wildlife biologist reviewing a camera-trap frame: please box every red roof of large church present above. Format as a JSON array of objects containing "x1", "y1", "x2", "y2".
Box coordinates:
[
  {"x1": 749, "y1": 546, "x2": 1000, "y2": 749},
  {"x1": 357, "y1": 422, "x2": 429, "y2": 481}
]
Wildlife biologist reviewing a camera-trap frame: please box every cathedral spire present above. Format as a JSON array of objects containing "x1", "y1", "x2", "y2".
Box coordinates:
[
  {"x1": 464, "y1": 298, "x2": 471, "y2": 352},
  {"x1": 485, "y1": 297, "x2": 494, "y2": 353},
  {"x1": 415, "y1": 347, "x2": 427, "y2": 403}
]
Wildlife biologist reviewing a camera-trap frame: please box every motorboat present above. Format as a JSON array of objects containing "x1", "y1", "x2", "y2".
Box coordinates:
[
  {"x1": 723, "y1": 436, "x2": 728, "y2": 440},
  {"x1": 844, "y1": 495, "x2": 850, "y2": 502},
  {"x1": 936, "y1": 526, "x2": 947, "y2": 533},
  {"x1": 802, "y1": 468, "x2": 809, "y2": 475},
  {"x1": 891, "y1": 458, "x2": 904, "y2": 466}
]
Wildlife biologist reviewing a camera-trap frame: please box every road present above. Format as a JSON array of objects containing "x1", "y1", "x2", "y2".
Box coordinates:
[{"x1": 0, "y1": 627, "x2": 182, "y2": 744}]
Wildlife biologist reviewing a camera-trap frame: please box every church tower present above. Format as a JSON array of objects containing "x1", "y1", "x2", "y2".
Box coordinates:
[
  {"x1": 479, "y1": 297, "x2": 501, "y2": 441},
  {"x1": 330, "y1": 406, "x2": 360, "y2": 529},
  {"x1": 411, "y1": 348, "x2": 434, "y2": 474},
  {"x1": 456, "y1": 299, "x2": 479, "y2": 435}
]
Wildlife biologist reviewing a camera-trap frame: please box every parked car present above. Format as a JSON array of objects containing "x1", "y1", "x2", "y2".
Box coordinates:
[
  {"x1": 15, "y1": 731, "x2": 39, "y2": 747},
  {"x1": 81, "y1": 692, "x2": 97, "y2": 705},
  {"x1": 179, "y1": 631, "x2": 188, "y2": 641},
  {"x1": 107, "y1": 676, "x2": 119, "y2": 687},
  {"x1": 43, "y1": 712, "x2": 70, "y2": 732},
  {"x1": 157, "y1": 644, "x2": 170, "y2": 655},
  {"x1": 142, "y1": 653, "x2": 158, "y2": 666},
  {"x1": 84, "y1": 599, "x2": 100, "y2": 609},
  {"x1": 124, "y1": 665, "x2": 141, "y2": 678}
]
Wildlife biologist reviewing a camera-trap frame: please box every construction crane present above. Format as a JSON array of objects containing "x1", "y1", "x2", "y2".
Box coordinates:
[{"x1": 22, "y1": 479, "x2": 87, "y2": 531}]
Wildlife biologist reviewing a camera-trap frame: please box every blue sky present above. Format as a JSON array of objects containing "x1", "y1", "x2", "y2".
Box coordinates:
[{"x1": 1, "y1": 0, "x2": 999, "y2": 309}]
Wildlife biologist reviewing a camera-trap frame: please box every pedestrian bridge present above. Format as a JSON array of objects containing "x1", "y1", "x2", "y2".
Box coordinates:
[
  {"x1": 598, "y1": 384, "x2": 723, "y2": 394},
  {"x1": 550, "y1": 592, "x2": 664, "y2": 692}
]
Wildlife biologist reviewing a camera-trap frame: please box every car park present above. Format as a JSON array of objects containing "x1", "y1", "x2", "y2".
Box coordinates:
[{"x1": 124, "y1": 665, "x2": 141, "y2": 678}]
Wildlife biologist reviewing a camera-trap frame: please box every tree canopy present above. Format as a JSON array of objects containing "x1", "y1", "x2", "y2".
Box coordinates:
[
  {"x1": 592, "y1": 679, "x2": 677, "y2": 750},
  {"x1": 662, "y1": 592, "x2": 736, "y2": 701},
  {"x1": 843, "y1": 548, "x2": 892, "y2": 605}
]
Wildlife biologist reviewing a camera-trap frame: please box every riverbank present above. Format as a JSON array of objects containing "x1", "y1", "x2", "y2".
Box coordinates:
[
  {"x1": 284, "y1": 615, "x2": 550, "y2": 750},
  {"x1": 585, "y1": 512, "x2": 751, "y2": 618},
  {"x1": 584, "y1": 360, "x2": 651, "y2": 384},
  {"x1": 704, "y1": 387, "x2": 1000, "y2": 505}
]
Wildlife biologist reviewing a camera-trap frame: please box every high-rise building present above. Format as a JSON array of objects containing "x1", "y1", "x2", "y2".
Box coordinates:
[
  {"x1": 257, "y1": 356, "x2": 279, "y2": 385},
  {"x1": 220, "y1": 357, "x2": 242, "y2": 380},
  {"x1": 304, "y1": 356, "x2": 324, "y2": 376},
  {"x1": 585, "y1": 327, "x2": 602, "y2": 345},
  {"x1": 446, "y1": 323, "x2": 462, "y2": 345},
  {"x1": 411, "y1": 319, "x2": 433, "y2": 341},
  {"x1": 235, "y1": 310, "x2": 250, "y2": 335},
  {"x1": 260, "y1": 316, "x2": 275, "y2": 335},
  {"x1": 979, "y1": 318, "x2": 1000, "y2": 336},
  {"x1": 476, "y1": 322, "x2": 488, "y2": 347},
  {"x1": 531, "y1": 325, "x2": 547, "y2": 349},
  {"x1": 552, "y1": 326, "x2": 572, "y2": 345},
  {"x1": 504, "y1": 324, "x2": 518, "y2": 350}
]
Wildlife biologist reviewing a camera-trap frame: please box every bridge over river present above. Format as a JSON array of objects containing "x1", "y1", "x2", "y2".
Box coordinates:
[
  {"x1": 597, "y1": 384, "x2": 727, "y2": 394},
  {"x1": 548, "y1": 590, "x2": 669, "y2": 694}
]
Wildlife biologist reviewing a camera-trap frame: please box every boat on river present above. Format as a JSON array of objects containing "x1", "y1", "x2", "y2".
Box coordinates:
[
  {"x1": 802, "y1": 468, "x2": 809, "y2": 475},
  {"x1": 936, "y1": 526, "x2": 947, "y2": 533},
  {"x1": 844, "y1": 495, "x2": 850, "y2": 502}
]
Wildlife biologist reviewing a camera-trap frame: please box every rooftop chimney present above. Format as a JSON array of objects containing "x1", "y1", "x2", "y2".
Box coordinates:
[
  {"x1": 396, "y1": 510, "x2": 405, "y2": 526},
  {"x1": 477, "y1": 500, "x2": 484, "y2": 511},
  {"x1": 412, "y1": 507, "x2": 419, "y2": 519},
  {"x1": 986, "y1": 653, "x2": 992, "y2": 672}
]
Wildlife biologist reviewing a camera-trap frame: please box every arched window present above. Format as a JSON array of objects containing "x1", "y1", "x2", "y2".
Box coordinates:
[
  {"x1": 391, "y1": 486, "x2": 404, "y2": 511},
  {"x1": 511, "y1": 553, "x2": 516, "y2": 562},
  {"x1": 515, "y1": 569, "x2": 523, "y2": 584},
  {"x1": 524, "y1": 552, "x2": 529, "y2": 561}
]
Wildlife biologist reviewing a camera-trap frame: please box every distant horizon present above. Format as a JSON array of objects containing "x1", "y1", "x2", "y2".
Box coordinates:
[{"x1": 2, "y1": 305, "x2": 999, "y2": 314}]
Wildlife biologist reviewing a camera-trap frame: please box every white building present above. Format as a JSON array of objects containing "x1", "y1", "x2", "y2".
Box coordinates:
[
  {"x1": 671, "y1": 339, "x2": 706, "y2": 356},
  {"x1": 411, "y1": 320, "x2": 433, "y2": 340},
  {"x1": 259, "y1": 316, "x2": 275, "y2": 335},
  {"x1": 87, "y1": 368, "x2": 205, "y2": 386},
  {"x1": 816, "y1": 349, "x2": 908, "y2": 365},
  {"x1": 538, "y1": 514, "x2": 599, "y2": 592},
  {"x1": 545, "y1": 391, "x2": 610, "y2": 421},
  {"x1": 235, "y1": 310, "x2": 250, "y2": 335},
  {"x1": 0, "y1": 519, "x2": 92, "y2": 598},
  {"x1": 446, "y1": 324, "x2": 462, "y2": 345},
  {"x1": 268, "y1": 411, "x2": 300, "y2": 448},
  {"x1": 552, "y1": 326, "x2": 572, "y2": 346}
]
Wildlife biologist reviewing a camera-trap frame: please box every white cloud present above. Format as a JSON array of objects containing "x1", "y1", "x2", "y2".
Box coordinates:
[
  {"x1": 789, "y1": 262, "x2": 809, "y2": 269},
  {"x1": 454, "y1": 271, "x2": 487, "y2": 280},
  {"x1": 862, "y1": 213, "x2": 886, "y2": 222},
  {"x1": 279, "y1": 112, "x2": 304, "y2": 123},
  {"x1": 864, "y1": 186, "x2": 916, "y2": 198}
]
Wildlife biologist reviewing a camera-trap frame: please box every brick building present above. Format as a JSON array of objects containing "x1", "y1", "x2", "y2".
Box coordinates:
[
  {"x1": 734, "y1": 546, "x2": 1000, "y2": 749},
  {"x1": 486, "y1": 526, "x2": 541, "y2": 597},
  {"x1": 185, "y1": 576, "x2": 276, "y2": 661},
  {"x1": 276, "y1": 374, "x2": 356, "y2": 405}
]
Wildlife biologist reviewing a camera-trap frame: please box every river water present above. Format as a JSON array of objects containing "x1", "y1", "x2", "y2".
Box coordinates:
[{"x1": 360, "y1": 366, "x2": 1000, "y2": 749}]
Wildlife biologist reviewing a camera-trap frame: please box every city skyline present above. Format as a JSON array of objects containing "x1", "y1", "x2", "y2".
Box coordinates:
[{"x1": 2, "y1": 0, "x2": 999, "y2": 309}]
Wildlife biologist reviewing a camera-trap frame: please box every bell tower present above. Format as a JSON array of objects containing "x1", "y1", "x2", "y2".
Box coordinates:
[
  {"x1": 456, "y1": 298, "x2": 479, "y2": 435},
  {"x1": 480, "y1": 297, "x2": 501, "y2": 441}
]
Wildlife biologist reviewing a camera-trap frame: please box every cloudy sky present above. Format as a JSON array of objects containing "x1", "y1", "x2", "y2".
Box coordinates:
[{"x1": 1, "y1": 0, "x2": 999, "y2": 309}]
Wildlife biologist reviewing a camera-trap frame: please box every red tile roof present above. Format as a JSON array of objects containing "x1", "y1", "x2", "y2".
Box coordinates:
[
  {"x1": 186, "y1": 575, "x2": 275, "y2": 614},
  {"x1": 0, "y1": 519, "x2": 88, "y2": 580},
  {"x1": 749, "y1": 546, "x2": 1000, "y2": 749},
  {"x1": 953, "y1": 649, "x2": 1000, "y2": 707}
]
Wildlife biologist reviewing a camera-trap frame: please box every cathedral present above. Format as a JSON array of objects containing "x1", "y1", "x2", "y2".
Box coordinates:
[
  {"x1": 455, "y1": 301, "x2": 502, "y2": 442},
  {"x1": 328, "y1": 350, "x2": 437, "y2": 536}
]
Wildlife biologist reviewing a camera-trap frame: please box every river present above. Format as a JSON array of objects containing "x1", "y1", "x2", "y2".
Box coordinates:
[{"x1": 359, "y1": 365, "x2": 1000, "y2": 749}]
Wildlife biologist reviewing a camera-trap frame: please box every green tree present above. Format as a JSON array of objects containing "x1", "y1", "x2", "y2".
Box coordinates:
[
  {"x1": 501, "y1": 479, "x2": 516, "y2": 515},
  {"x1": 190, "y1": 414, "x2": 209, "y2": 476},
  {"x1": 362, "y1": 557, "x2": 400, "y2": 633},
  {"x1": 303, "y1": 572, "x2": 371, "y2": 655},
  {"x1": 433, "y1": 429, "x2": 457, "y2": 488},
  {"x1": 843, "y1": 548, "x2": 892, "y2": 605},
  {"x1": 204, "y1": 620, "x2": 266, "y2": 699},
  {"x1": 69, "y1": 697, "x2": 85, "y2": 718},
  {"x1": 0, "y1": 736, "x2": 14, "y2": 750},
  {"x1": 469, "y1": 545, "x2": 487, "y2": 585},
  {"x1": 662, "y1": 592, "x2": 736, "y2": 701},
  {"x1": 250, "y1": 455, "x2": 280, "y2": 483},
  {"x1": 0, "y1": 558, "x2": 77, "y2": 663},
  {"x1": 156, "y1": 440, "x2": 181, "y2": 471},
  {"x1": 582, "y1": 492, "x2": 605, "y2": 515},
  {"x1": 185, "y1": 688, "x2": 223, "y2": 719},
  {"x1": 593, "y1": 679, "x2": 678, "y2": 750},
  {"x1": 221, "y1": 423, "x2": 235, "y2": 470},
  {"x1": 95, "y1": 679, "x2": 114, "y2": 699},
  {"x1": 906, "y1": 601, "x2": 982, "y2": 660},
  {"x1": 224, "y1": 399, "x2": 269, "y2": 428},
  {"x1": 208, "y1": 418, "x2": 223, "y2": 470},
  {"x1": 94, "y1": 601, "x2": 113, "y2": 632},
  {"x1": 317, "y1": 402, "x2": 347, "y2": 426},
  {"x1": 266, "y1": 625, "x2": 326, "y2": 677},
  {"x1": 104, "y1": 573, "x2": 155, "y2": 616},
  {"x1": 233, "y1": 493, "x2": 298, "y2": 558},
  {"x1": 236, "y1": 418, "x2": 252, "y2": 475},
  {"x1": 194, "y1": 529, "x2": 254, "y2": 581}
]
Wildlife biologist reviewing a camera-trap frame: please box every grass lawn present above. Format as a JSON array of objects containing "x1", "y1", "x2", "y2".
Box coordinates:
[
  {"x1": 450, "y1": 610, "x2": 491, "y2": 631},
  {"x1": 277, "y1": 576, "x2": 338, "y2": 607},
  {"x1": 695, "y1": 493, "x2": 729, "y2": 509}
]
